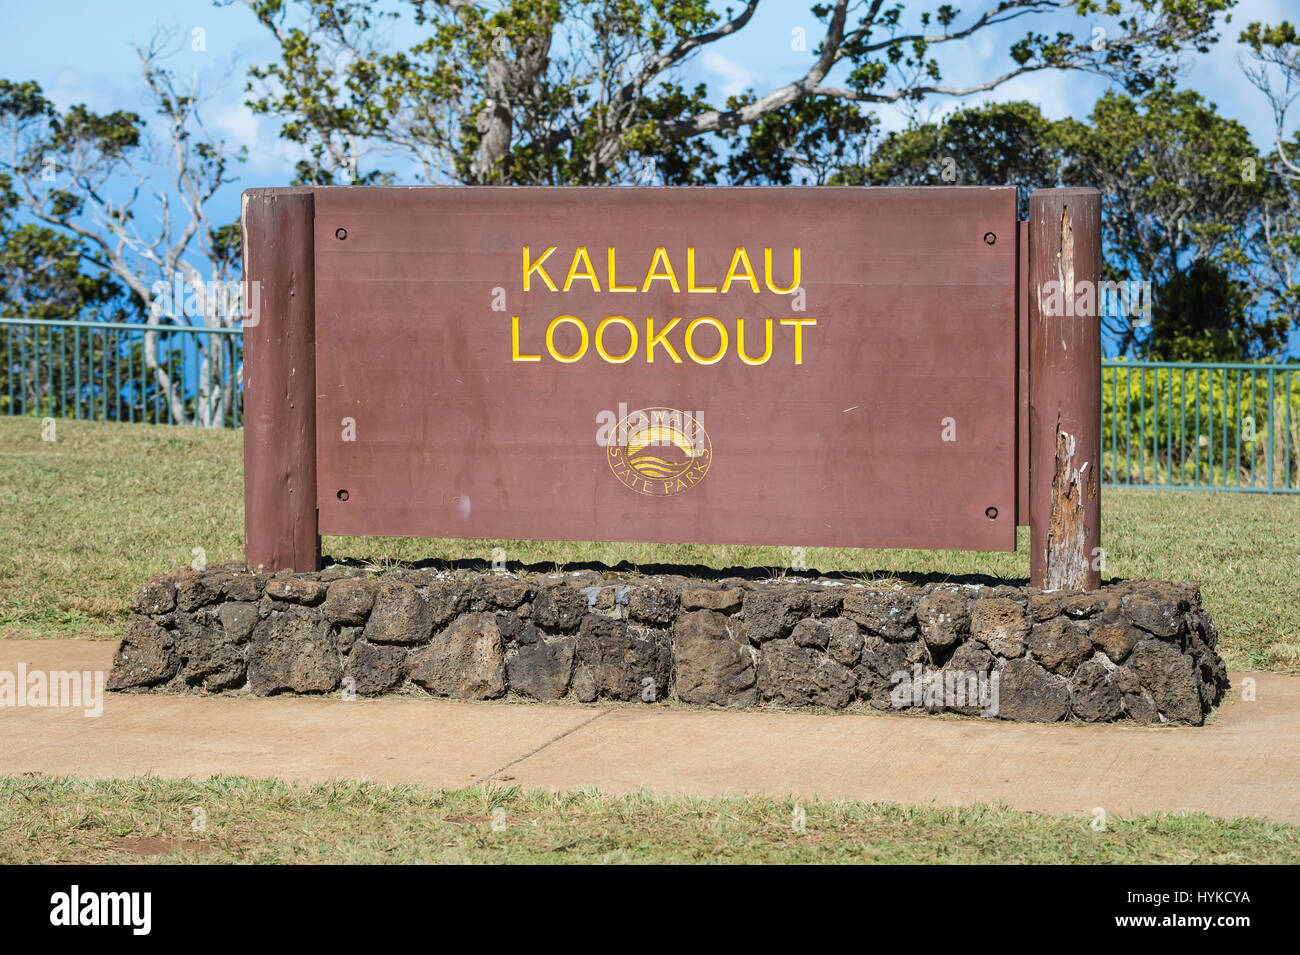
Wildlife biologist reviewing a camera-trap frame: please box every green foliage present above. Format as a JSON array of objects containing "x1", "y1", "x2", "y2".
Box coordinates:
[
  {"x1": 1237, "y1": 20, "x2": 1300, "y2": 348},
  {"x1": 853, "y1": 101, "x2": 1062, "y2": 216},
  {"x1": 228, "y1": 0, "x2": 1233, "y2": 186},
  {"x1": 1102, "y1": 360, "x2": 1300, "y2": 490},
  {"x1": 1145, "y1": 259, "x2": 1286, "y2": 361},
  {"x1": 1060, "y1": 85, "x2": 1262, "y2": 274},
  {"x1": 49, "y1": 104, "x2": 142, "y2": 159},
  {"x1": 0, "y1": 166, "x2": 141, "y2": 413},
  {"x1": 0, "y1": 80, "x2": 50, "y2": 123},
  {"x1": 1240, "y1": 19, "x2": 1299, "y2": 52},
  {"x1": 628, "y1": 83, "x2": 725, "y2": 184},
  {"x1": 1250, "y1": 150, "x2": 1300, "y2": 344},
  {"x1": 0, "y1": 64, "x2": 243, "y2": 302},
  {"x1": 1058, "y1": 84, "x2": 1270, "y2": 356},
  {"x1": 0, "y1": 223, "x2": 129, "y2": 323},
  {"x1": 727, "y1": 96, "x2": 875, "y2": 186},
  {"x1": 0, "y1": 80, "x2": 145, "y2": 209}
]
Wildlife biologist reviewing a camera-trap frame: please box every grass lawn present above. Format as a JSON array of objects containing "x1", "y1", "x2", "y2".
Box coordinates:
[
  {"x1": 2, "y1": 774, "x2": 1295, "y2": 864},
  {"x1": 1, "y1": 416, "x2": 1298, "y2": 670}
]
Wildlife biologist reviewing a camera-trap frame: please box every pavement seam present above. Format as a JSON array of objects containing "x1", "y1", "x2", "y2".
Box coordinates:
[{"x1": 478, "y1": 708, "x2": 611, "y2": 785}]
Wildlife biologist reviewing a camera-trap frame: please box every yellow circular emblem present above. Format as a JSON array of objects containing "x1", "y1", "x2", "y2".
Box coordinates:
[{"x1": 606, "y1": 407, "x2": 711, "y2": 497}]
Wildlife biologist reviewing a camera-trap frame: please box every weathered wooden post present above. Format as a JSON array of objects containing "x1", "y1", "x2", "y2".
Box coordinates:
[
  {"x1": 1028, "y1": 187, "x2": 1102, "y2": 591},
  {"x1": 241, "y1": 188, "x2": 320, "y2": 573}
]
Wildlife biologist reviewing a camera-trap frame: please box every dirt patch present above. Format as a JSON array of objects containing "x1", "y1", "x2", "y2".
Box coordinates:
[{"x1": 114, "y1": 835, "x2": 219, "y2": 857}]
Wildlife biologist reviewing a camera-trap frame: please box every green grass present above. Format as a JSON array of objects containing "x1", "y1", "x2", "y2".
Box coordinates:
[
  {"x1": 1, "y1": 415, "x2": 1298, "y2": 670},
  {"x1": 2, "y1": 774, "x2": 1295, "y2": 864}
]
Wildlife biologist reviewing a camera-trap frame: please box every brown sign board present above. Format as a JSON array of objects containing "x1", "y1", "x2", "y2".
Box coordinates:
[{"x1": 242, "y1": 186, "x2": 1101, "y2": 588}]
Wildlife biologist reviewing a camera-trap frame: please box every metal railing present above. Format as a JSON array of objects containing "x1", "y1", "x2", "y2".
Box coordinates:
[
  {"x1": 1103, "y1": 360, "x2": 1300, "y2": 493},
  {"x1": 1, "y1": 317, "x2": 243, "y2": 428},
  {"x1": 3, "y1": 319, "x2": 1298, "y2": 492}
]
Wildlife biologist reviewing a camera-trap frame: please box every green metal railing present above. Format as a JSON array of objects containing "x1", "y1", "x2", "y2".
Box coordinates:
[
  {"x1": 1103, "y1": 360, "x2": 1300, "y2": 493},
  {"x1": 1, "y1": 317, "x2": 243, "y2": 428},
  {"x1": 2, "y1": 319, "x2": 1298, "y2": 492}
]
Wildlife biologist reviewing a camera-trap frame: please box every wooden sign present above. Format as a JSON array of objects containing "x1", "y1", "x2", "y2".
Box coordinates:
[{"x1": 242, "y1": 186, "x2": 1101, "y2": 589}]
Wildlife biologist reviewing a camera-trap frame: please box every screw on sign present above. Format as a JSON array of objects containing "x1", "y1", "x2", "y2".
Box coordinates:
[{"x1": 241, "y1": 186, "x2": 1100, "y2": 591}]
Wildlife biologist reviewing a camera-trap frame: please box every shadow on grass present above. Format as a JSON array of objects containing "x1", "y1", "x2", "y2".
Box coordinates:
[{"x1": 322, "y1": 552, "x2": 1033, "y2": 589}]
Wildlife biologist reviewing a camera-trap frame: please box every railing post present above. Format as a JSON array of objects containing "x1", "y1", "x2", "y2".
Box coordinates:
[
  {"x1": 241, "y1": 188, "x2": 320, "y2": 573},
  {"x1": 1029, "y1": 188, "x2": 1102, "y2": 591}
]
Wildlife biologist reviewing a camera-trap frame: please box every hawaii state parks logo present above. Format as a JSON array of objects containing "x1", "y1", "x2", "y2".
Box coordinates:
[{"x1": 605, "y1": 407, "x2": 711, "y2": 497}]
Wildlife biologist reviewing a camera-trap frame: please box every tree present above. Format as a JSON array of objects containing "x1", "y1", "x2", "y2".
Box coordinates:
[
  {"x1": 229, "y1": 0, "x2": 1234, "y2": 186},
  {"x1": 0, "y1": 173, "x2": 138, "y2": 414},
  {"x1": 1240, "y1": 20, "x2": 1300, "y2": 349},
  {"x1": 0, "y1": 174, "x2": 130, "y2": 323},
  {"x1": 852, "y1": 85, "x2": 1284, "y2": 360},
  {"x1": 726, "y1": 95, "x2": 876, "y2": 185},
  {"x1": 1143, "y1": 257, "x2": 1280, "y2": 361},
  {"x1": 1056, "y1": 84, "x2": 1267, "y2": 356},
  {"x1": 0, "y1": 32, "x2": 246, "y2": 425},
  {"x1": 851, "y1": 99, "x2": 1063, "y2": 216}
]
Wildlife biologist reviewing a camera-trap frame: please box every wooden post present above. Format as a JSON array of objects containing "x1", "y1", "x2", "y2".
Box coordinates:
[
  {"x1": 1028, "y1": 188, "x2": 1101, "y2": 591},
  {"x1": 241, "y1": 188, "x2": 320, "y2": 573}
]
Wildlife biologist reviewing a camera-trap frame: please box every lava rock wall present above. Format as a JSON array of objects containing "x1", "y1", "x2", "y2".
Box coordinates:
[{"x1": 110, "y1": 564, "x2": 1228, "y2": 724}]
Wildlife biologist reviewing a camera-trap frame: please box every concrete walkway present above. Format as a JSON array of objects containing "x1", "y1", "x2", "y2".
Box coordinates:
[{"x1": 2, "y1": 640, "x2": 1297, "y2": 824}]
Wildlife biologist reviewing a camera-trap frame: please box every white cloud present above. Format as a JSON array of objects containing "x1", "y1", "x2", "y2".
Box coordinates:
[
  {"x1": 45, "y1": 70, "x2": 119, "y2": 113},
  {"x1": 698, "y1": 49, "x2": 763, "y2": 98},
  {"x1": 209, "y1": 100, "x2": 260, "y2": 154},
  {"x1": 197, "y1": 91, "x2": 301, "y2": 175}
]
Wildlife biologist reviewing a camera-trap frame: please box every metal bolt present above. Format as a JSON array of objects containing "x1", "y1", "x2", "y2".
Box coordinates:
[
  {"x1": 985, "y1": 506, "x2": 998, "y2": 520},
  {"x1": 983, "y1": 232, "x2": 996, "y2": 245},
  {"x1": 335, "y1": 227, "x2": 348, "y2": 240}
]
